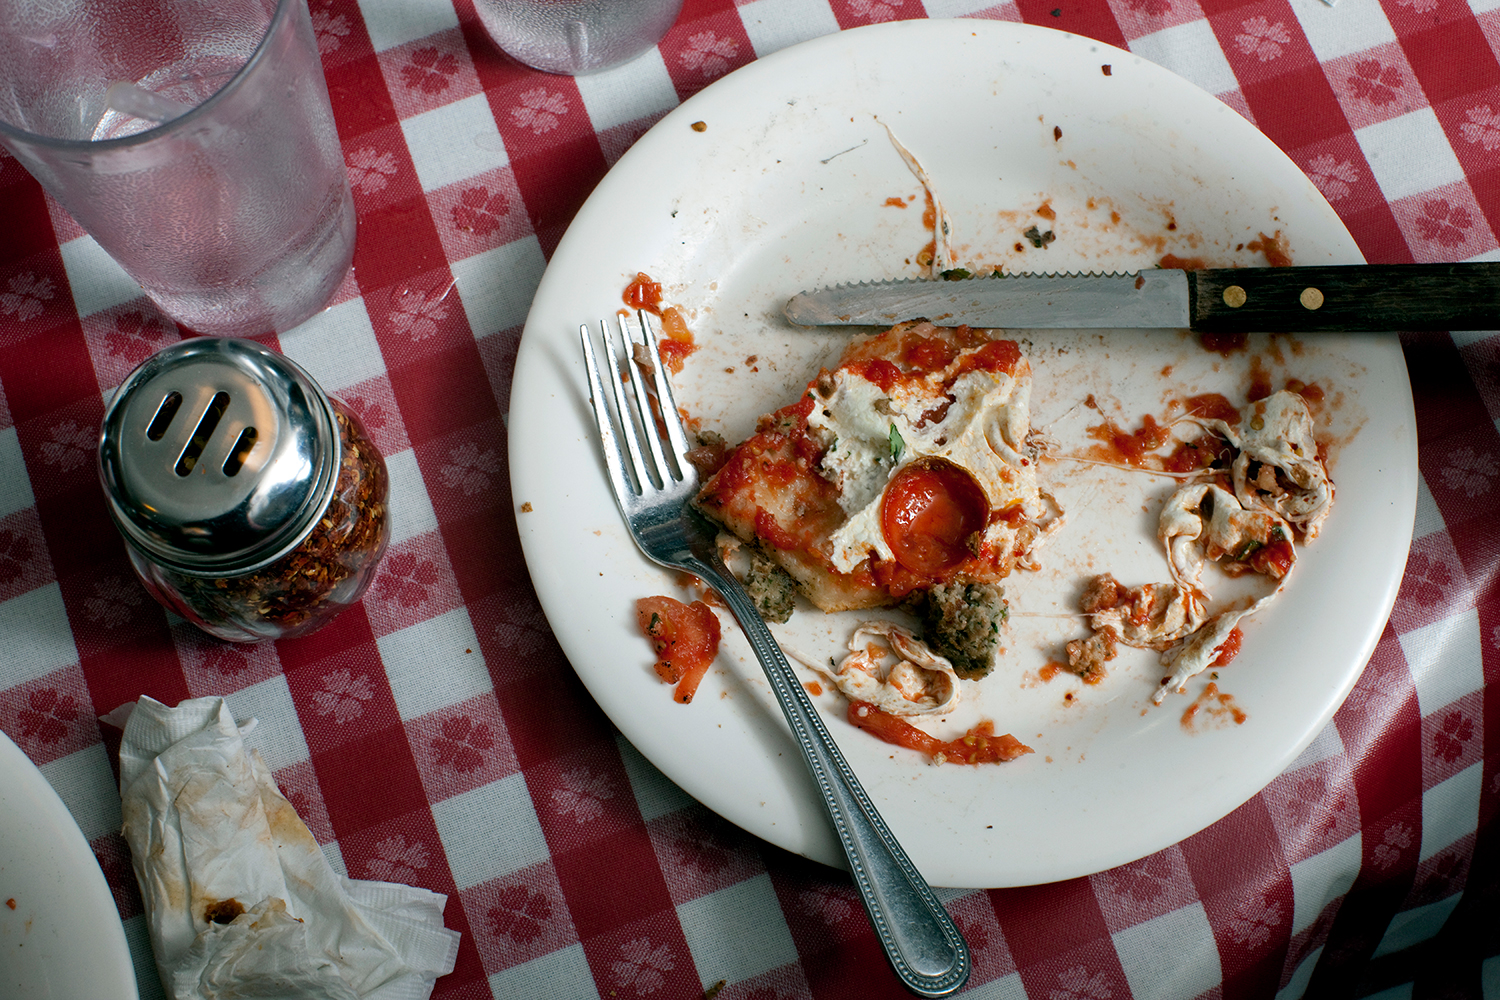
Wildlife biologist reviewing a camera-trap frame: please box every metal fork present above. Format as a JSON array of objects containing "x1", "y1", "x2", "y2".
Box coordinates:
[{"x1": 581, "y1": 312, "x2": 970, "y2": 998}]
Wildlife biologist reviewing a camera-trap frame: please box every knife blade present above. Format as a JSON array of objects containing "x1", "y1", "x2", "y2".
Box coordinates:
[{"x1": 784, "y1": 262, "x2": 1500, "y2": 332}]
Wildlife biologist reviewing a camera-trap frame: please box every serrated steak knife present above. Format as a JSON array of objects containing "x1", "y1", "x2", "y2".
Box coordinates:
[{"x1": 784, "y1": 263, "x2": 1500, "y2": 332}]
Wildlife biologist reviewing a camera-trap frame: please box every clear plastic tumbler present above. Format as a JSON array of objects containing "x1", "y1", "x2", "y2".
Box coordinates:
[
  {"x1": 475, "y1": 0, "x2": 686, "y2": 75},
  {"x1": 0, "y1": 0, "x2": 355, "y2": 337}
]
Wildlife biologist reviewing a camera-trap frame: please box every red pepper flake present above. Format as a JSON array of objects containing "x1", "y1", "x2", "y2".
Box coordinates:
[{"x1": 159, "y1": 403, "x2": 388, "y2": 639}]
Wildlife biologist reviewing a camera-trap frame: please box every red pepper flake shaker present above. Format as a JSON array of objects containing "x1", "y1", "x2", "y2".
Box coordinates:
[{"x1": 99, "y1": 338, "x2": 389, "y2": 643}]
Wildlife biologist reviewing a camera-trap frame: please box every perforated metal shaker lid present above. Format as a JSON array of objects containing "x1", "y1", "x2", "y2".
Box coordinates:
[{"x1": 99, "y1": 338, "x2": 341, "y2": 576}]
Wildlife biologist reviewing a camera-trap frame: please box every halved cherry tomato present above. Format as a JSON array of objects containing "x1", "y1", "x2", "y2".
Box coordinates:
[{"x1": 880, "y1": 458, "x2": 988, "y2": 575}]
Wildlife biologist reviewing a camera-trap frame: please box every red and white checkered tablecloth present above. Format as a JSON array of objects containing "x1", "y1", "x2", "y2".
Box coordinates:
[{"x1": 1, "y1": 0, "x2": 1497, "y2": 997}]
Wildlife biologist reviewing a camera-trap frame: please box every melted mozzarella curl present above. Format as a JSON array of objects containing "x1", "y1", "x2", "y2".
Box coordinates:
[{"x1": 798, "y1": 623, "x2": 961, "y2": 716}]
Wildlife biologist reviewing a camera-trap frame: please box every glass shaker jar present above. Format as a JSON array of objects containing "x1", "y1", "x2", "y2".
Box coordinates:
[{"x1": 99, "y1": 338, "x2": 389, "y2": 643}]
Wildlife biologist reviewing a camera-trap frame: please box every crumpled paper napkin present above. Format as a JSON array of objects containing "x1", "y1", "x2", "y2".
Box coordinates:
[{"x1": 109, "y1": 696, "x2": 460, "y2": 1000}]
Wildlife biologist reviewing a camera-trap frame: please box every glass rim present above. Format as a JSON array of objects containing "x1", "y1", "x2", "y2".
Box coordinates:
[{"x1": 0, "y1": 0, "x2": 299, "y2": 151}]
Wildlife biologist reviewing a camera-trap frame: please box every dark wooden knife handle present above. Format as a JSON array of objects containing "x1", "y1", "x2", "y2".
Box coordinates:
[{"x1": 1189, "y1": 262, "x2": 1500, "y2": 333}]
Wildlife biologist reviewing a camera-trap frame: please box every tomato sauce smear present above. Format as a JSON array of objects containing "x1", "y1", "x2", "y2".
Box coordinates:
[
  {"x1": 848, "y1": 701, "x2": 1033, "y2": 764},
  {"x1": 637, "y1": 596, "x2": 722, "y2": 704}
]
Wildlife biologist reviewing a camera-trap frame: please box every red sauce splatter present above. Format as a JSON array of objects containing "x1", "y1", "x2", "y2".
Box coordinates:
[
  {"x1": 844, "y1": 358, "x2": 902, "y2": 393},
  {"x1": 1181, "y1": 682, "x2": 1248, "y2": 731},
  {"x1": 885, "y1": 197, "x2": 908, "y2": 208},
  {"x1": 1163, "y1": 433, "x2": 1236, "y2": 474},
  {"x1": 901, "y1": 335, "x2": 957, "y2": 374},
  {"x1": 1039, "y1": 662, "x2": 1063, "y2": 682},
  {"x1": 1159, "y1": 253, "x2": 1208, "y2": 270},
  {"x1": 654, "y1": 306, "x2": 697, "y2": 374},
  {"x1": 1037, "y1": 201, "x2": 1056, "y2": 221},
  {"x1": 5, "y1": 899, "x2": 14, "y2": 910},
  {"x1": 624, "y1": 272, "x2": 663, "y2": 314},
  {"x1": 1212, "y1": 628, "x2": 1244, "y2": 667},
  {"x1": 1087, "y1": 413, "x2": 1173, "y2": 468},
  {"x1": 950, "y1": 339, "x2": 1021, "y2": 378},
  {"x1": 1182, "y1": 392, "x2": 1241, "y2": 423},
  {"x1": 1285, "y1": 378, "x2": 1325, "y2": 403},
  {"x1": 1200, "y1": 331, "x2": 1248, "y2": 355},
  {"x1": 657, "y1": 340, "x2": 694, "y2": 373},
  {"x1": 1247, "y1": 231, "x2": 1292, "y2": 268},
  {"x1": 754, "y1": 507, "x2": 799, "y2": 550},
  {"x1": 1246, "y1": 356, "x2": 1273, "y2": 401},
  {"x1": 1248, "y1": 536, "x2": 1295, "y2": 579},
  {"x1": 805, "y1": 680, "x2": 823, "y2": 696},
  {"x1": 848, "y1": 701, "x2": 1033, "y2": 764},
  {"x1": 637, "y1": 596, "x2": 722, "y2": 704}
]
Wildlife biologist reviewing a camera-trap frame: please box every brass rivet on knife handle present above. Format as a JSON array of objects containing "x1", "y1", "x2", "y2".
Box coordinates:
[
  {"x1": 1223, "y1": 285, "x2": 1247, "y2": 308},
  {"x1": 1300, "y1": 287, "x2": 1325, "y2": 310}
]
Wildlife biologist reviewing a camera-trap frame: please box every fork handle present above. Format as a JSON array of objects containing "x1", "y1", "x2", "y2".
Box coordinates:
[{"x1": 684, "y1": 549, "x2": 970, "y2": 998}]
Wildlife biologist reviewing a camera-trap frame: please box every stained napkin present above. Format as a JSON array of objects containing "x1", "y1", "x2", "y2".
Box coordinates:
[{"x1": 109, "y1": 696, "x2": 460, "y2": 1000}]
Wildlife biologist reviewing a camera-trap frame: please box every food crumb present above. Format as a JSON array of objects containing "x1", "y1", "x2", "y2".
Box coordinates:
[
  {"x1": 691, "y1": 121, "x2": 707, "y2": 132},
  {"x1": 1053, "y1": 125, "x2": 1062, "y2": 141},
  {"x1": 5, "y1": 898, "x2": 14, "y2": 910},
  {"x1": 1102, "y1": 64, "x2": 1112, "y2": 75},
  {"x1": 520, "y1": 502, "x2": 533, "y2": 512},
  {"x1": 704, "y1": 981, "x2": 726, "y2": 1000}
]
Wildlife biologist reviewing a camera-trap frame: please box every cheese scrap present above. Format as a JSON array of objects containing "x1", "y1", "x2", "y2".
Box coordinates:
[{"x1": 795, "y1": 622, "x2": 961, "y2": 716}]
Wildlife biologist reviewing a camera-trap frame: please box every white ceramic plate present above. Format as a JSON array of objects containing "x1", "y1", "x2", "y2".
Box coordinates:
[
  {"x1": 0, "y1": 729, "x2": 139, "y2": 998},
  {"x1": 509, "y1": 20, "x2": 1416, "y2": 887}
]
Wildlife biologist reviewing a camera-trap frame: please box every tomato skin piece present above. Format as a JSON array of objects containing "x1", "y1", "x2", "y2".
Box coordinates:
[
  {"x1": 636, "y1": 596, "x2": 722, "y2": 703},
  {"x1": 880, "y1": 459, "x2": 989, "y2": 576},
  {"x1": 624, "y1": 272, "x2": 663, "y2": 313},
  {"x1": 847, "y1": 701, "x2": 1033, "y2": 764}
]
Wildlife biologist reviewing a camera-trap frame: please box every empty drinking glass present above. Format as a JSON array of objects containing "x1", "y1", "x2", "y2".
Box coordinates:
[
  {"x1": 475, "y1": 0, "x2": 685, "y2": 75},
  {"x1": 0, "y1": 0, "x2": 356, "y2": 337}
]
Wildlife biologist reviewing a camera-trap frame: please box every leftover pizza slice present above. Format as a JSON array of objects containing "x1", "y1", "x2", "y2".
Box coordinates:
[{"x1": 694, "y1": 321, "x2": 1057, "y2": 677}]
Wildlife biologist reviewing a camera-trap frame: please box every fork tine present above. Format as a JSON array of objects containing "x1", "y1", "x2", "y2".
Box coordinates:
[
  {"x1": 619, "y1": 313, "x2": 677, "y2": 486},
  {"x1": 581, "y1": 322, "x2": 646, "y2": 501},
  {"x1": 599, "y1": 315, "x2": 658, "y2": 492},
  {"x1": 632, "y1": 311, "x2": 693, "y2": 470}
]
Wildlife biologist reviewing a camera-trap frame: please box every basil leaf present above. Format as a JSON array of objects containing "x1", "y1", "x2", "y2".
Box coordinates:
[{"x1": 888, "y1": 423, "x2": 905, "y2": 463}]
